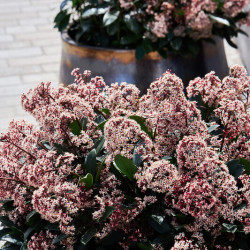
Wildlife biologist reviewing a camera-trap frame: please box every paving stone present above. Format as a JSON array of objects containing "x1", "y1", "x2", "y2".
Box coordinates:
[
  {"x1": 0, "y1": 47, "x2": 42, "y2": 59},
  {"x1": 8, "y1": 54, "x2": 60, "y2": 67},
  {"x1": 0, "y1": 40, "x2": 31, "y2": 50},
  {"x1": 0, "y1": 35, "x2": 13, "y2": 42},
  {"x1": 0, "y1": 76, "x2": 22, "y2": 85},
  {"x1": 21, "y1": 72, "x2": 58, "y2": 84},
  {"x1": 0, "y1": 65, "x2": 42, "y2": 77},
  {"x1": 6, "y1": 25, "x2": 37, "y2": 34}
]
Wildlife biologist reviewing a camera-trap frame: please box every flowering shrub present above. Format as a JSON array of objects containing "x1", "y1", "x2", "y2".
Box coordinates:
[
  {"x1": 0, "y1": 65, "x2": 250, "y2": 249},
  {"x1": 55, "y1": 0, "x2": 250, "y2": 59}
]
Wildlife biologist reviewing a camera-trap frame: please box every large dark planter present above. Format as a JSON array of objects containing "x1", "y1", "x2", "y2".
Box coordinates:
[{"x1": 60, "y1": 32, "x2": 228, "y2": 94}]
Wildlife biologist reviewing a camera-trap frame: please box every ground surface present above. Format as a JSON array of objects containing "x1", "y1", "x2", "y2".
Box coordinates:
[{"x1": 0, "y1": 0, "x2": 244, "y2": 133}]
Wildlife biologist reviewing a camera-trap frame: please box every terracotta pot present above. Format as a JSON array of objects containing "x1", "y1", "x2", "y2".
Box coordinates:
[{"x1": 60, "y1": 32, "x2": 228, "y2": 94}]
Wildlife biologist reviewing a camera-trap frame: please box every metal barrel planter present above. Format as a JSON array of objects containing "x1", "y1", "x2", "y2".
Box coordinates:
[{"x1": 60, "y1": 32, "x2": 228, "y2": 94}]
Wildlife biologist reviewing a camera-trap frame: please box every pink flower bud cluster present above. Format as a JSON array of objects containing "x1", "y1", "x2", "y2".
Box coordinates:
[
  {"x1": 0, "y1": 65, "x2": 249, "y2": 249},
  {"x1": 117, "y1": 0, "x2": 250, "y2": 41}
]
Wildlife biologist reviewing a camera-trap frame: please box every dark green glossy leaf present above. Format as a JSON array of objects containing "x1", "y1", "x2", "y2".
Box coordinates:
[
  {"x1": 0, "y1": 216, "x2": 16, "y2": 228},
  {"x1": 107, "y1": 22, "x2": 120, "y2": 36},
  {"x1": 120, "y1": 34, "x2": 138, "y2": 45},
  {"x1": 137, "y1": 242, "x2": 154, "y2": 250},
  {"x1": 0, "y1": 228, "x2": 12, "y2": 239},
  {"x1": 239, "y1": 158, "x2": 250, "y2": 175},
  {"x1": 152, "y1": 232, "x2": 175, "y2": 245},
  {"x1": 79, "y1": 173, "x2": 93, "y2": 188},
  {"x1": 85, "y1": 149, "x2": 97, "y2": 176},
  {"x1": 147, "y1": 215, "x2": 171, "y2": 234},
  {"x1": 53, "y1": 143, "x2": 68, "y2": 155},
  {"x1": 100, "y1": 229, "x2": 123, "y2": 246},
  {"x1": 1, "y1": 235, "x2": 22, "y2": 245},
  {"x1": 227, "y1": 159, "x2": 244, "y2": 179},
  {"x1": 135, "y1": 44, "x2": 144, "y2": 60},
  {"x1": 44, "y1": 222, "x2": 60, "y2": 231},
  {"x1": 26, "y1": 210, "x2": 38, "y2": 224},
  {"x1": 129, "y1": 115, "x2": 153, "y2": 138},
  {"x1": 24, "y1": 218, "x2": 42, "y2": 240},
  {"x1": 93, "y1": 135, "x2": 105, "y2": 156},
  {"x1": 133, "y1": 140, "x2": 144, "y2": 167},
  {"x1": 170, "y1": 37, "x2": 182, "y2": 51},
  {"x1": 222, "y1": 223, "x2": 237, "y2": 233},
  {"x1": 1, "y1": 200, "x2": 14, "y2": 211},
  {"x1": 209, "y1": 14, "x2": 230, "y2": 26},
  {"x1": 208, "y1": 124, "x2": 220, "y2": 133},
  {"x1": 82, "y1": 7, "x2": 108, "y2": 18},
  {"x1": 124, "y1": 15, "x2": 140, "y2": 34},
  {"x1": 96, "y1": 120, "x2": 107, "y2": 130},
  {"x1": 101, "y1": 108, "x2": 110, "y2": 115},
  {"x1": 114, "y1": 154, "x2": 137, "y2": 181},
  {"x1": 69, "y1": 120, "x2": 81, "y2": 136},
  {"x1": 60, "y1": 0, "x2": 70, "y2": 10},
  {"x1": 103, "y1": 10, "x2": 120, "y2": 26},
  {"x1": 81, "y1": 227, "x2": 97, "y2": 245},
  {"x1": 52, "y1": 234, "x2": 68, "y2": 245},
  {"x1": 81, "y1": 117, "x2": 88, "y2": 131},
  {"x1": 99, "y1": 206, "x2": 115, "y2": 223}
]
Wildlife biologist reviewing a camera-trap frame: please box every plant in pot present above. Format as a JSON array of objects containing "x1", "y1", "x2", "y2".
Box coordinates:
[
  {"x1": 0, "y1": 65, "x2": 249, "y2": 249},
  {"x1": 55, "y1": 0, "x2": 250, "y2": 92}
]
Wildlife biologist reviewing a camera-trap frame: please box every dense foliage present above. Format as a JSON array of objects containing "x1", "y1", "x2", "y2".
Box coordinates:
[
  {"x1": 0, "y1": 65, "x2": 250, "y2": 249},
  {"x1": 54, "y1": 0, "x2": 250, "y2": 59}
]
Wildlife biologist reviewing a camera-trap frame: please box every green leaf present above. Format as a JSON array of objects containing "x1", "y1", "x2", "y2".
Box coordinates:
[
  {"x1": 227, "y1": 159, "x2": 244, "y2": 179},
  {"x1": 137, "y1": 242, "x2": 154, "y2": 250},
  {"x1": 0, "y1": 216, "x2": 16, "y2": 228},
  {"x1": 101, "y1": 108, "x2": 110, "y2": 116},
  {"x1": 53, "y1": 143, "x2": 68, "y2": 155},
  {"x1": 0, "y1": 228, "x2": 12, "y2": 239},
  {"x1": 1, "y1": 200, "x2": 14, "y2": 212},
  {"x1": 44, "y1": 222, "x2": 60, "y2": 231},
  {"x1": 170, "y1": 37, "x2": 182, "y2": 51},
  {"x1": 209, "y1": 14, "x2": 230, "y2": 26},
  {"x1": 208, "y1": 124, "x2": 220, "y2": 133},
  {"x1": 147, "y1": 215, "x2": 171, "y2": 234},
  {"x1": 222, "y1": 223, "x2": 237, "y2": 233},
  {"x1": 133, "y1": 140, "x2": 144, "y2": 167},
  {"x1": 99, "y1": 229, "x2": 124, "y2": 246},
  {"x1": 239, "y1": 158, "x2": 250, "y2": 175},
  {"x1": 107, "y1": 22, "x2": 120, "y2": 36},
  {"x1": 79, "y1": 173, "x2": 93, "y2": 188},
  {"x1": 24, "y1": 218, "x2": 43, "y2": 240},
  {"x1": 129, "y1": 115, "x2": 153, "y2": 138},
  {"x1": 114, "y1": 154, "x2": 137, "y2": 181},
  {"x1": 103, "y1": 10, "x2": 120, "y2": 26},
  {"x1": 99, "y1": 206, "x2": 115, "y2": 223},
  {"x1": 96, "y1": 120, "x2": 107, "y2": 130},
  {"x1": 124, "y1": 15, "x2": 140, "y2": 34},
  {"x1": 81, "y1": 117, "x2": 88, "y2": 131},
  {"x1": 93, "y1": 136, "x2": 105, "y2": 156},
  {"x1": 135, "y1": 44, "x2": 145, "y2": 61},
  {"x1": 26, "y1": 210, "x2": 38, "y2": 224},
  {"x1": 153, "y1": 232, "x2": 175, "y2": 245},
  {"x1": 120, "y1": 34, "x2": 138, "y2": 45},
  {"x1": 81, "y1": 227, "x2": 97, "y2": 246},
  {"x1": 52, "y1": 234, "x2": 68, "y2": 245},
  {"x1": 1, "y1": 235, "x2": 22, "y2": 245},
  {"x1": 85, "y1": 149, "x2": 97, "y2": 176},
  {"x1": 60, "y1": 0, "x2": 70, "y2": 10},
  {"x1": 69, "y1": 120, "x2": 81, "y2": 136},
  {"x1": 82, "y1": 7, "x2": 108, "y2": 18}
]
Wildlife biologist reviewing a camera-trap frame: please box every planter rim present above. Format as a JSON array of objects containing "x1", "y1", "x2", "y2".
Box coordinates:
[{"x1": 61, "y1": 31, "x2": 136, "y2": 53}]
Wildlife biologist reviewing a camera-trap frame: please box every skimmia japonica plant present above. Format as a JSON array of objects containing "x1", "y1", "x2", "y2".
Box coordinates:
[
  {"x1": 54, "y1": 0, "x2": 250, "y2": 59},
  {"x1": 0, "y1": 65, "x2": 249, "y2": 249}
]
